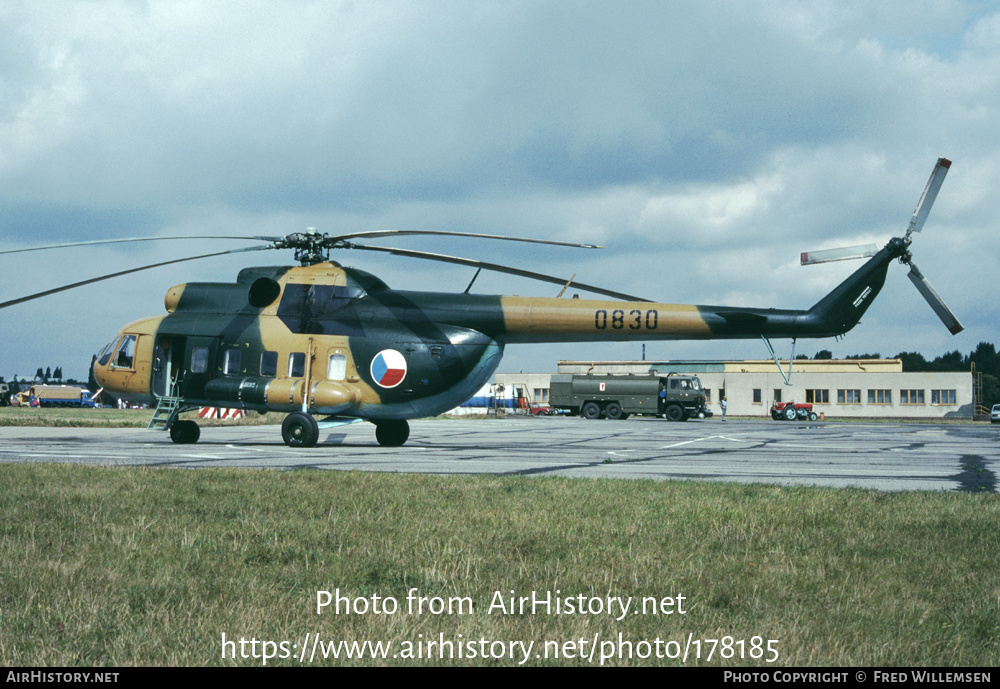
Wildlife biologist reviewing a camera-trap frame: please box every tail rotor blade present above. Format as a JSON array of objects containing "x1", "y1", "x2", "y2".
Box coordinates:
[
  {"x1": 801, "y1": 244, "x2": 879, "y2": 265},
  {"x1": 906, "y1": 157, "x2": 951, "y2": 236},
  {"x1": 907, "y1": 262, "x2": 964, "y2": 335}
]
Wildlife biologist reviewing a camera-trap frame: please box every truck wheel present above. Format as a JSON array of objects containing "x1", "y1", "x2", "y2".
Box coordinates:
[
  {"x1": 581, "y1": 402, "x2": 601, "y2": 420},
  {"x1": 783, "y1": 406, "x2": 797, "y2": 421},
  {"x1": 665, "y1": 404, "x2": 684, "y2": 422},
  {"x1": 605, "y1": 402, "x2": 623, "y2": 420}
]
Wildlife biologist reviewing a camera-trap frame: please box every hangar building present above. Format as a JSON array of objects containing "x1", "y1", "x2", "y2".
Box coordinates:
[{"x1": 495, "y1": 359, "x2": 974, "y2": 419}]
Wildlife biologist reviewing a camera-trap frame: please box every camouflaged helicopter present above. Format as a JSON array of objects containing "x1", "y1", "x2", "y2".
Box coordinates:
[{"x1": 0, "y1": 159, "x2": 961, "y2": 448}]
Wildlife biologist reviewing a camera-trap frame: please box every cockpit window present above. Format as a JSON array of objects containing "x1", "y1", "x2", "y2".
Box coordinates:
[
  {"x1": 113, "y1": 335, "x2": 138, "y2": 369},
  {"x1": 97, "y1": 340, "x2": 116, "y2": 367}
]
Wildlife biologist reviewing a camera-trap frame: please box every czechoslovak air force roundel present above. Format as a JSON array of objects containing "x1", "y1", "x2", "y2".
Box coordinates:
[{"x1": 370, "y1": 349, "x2": 407, "y2": 388}]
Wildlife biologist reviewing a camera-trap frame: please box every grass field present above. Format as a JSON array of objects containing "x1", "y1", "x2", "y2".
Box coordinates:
[{"x1": 1, "y1": 460, "x2": 998, "y2": 666}]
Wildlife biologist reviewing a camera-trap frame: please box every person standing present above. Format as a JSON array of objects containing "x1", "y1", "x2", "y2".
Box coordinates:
[{"x1": 720, "y1": 396, "x2": 727, "y2": 421}]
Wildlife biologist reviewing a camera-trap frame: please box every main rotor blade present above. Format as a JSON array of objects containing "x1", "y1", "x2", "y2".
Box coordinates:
[
  {"x1": 329, "y1": 229, "x2": 601, "y2": 249},
  {"x1": 800, "y1": 244, "x2": 879, "y2": 265},
  {"x1": 906, "y1": 262, "x2": 964, "y2": 335},
  {"x1": 906, "y1": 157, "x2": 951, "y2": 236},
  {"x1": 0, "y1": 245, "x2": 273, "y2": 310},
  {"x1": 349, "y1": 243, "x2": 651, "y2": 302},
  {"x1": 0, "y1": 235, "x2": 280, "y2": 256}
]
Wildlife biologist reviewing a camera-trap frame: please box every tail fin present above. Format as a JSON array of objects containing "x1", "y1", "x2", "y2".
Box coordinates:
[{"x1": 806, "y1": 240, "x2": 904, "y2": 336}]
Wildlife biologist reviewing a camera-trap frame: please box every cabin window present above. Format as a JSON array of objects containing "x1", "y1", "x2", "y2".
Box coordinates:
[
  {"x1": 328, "y1": 354, "x2": 347, "y2": 381},
  {"x1": 190, "y1": 347, "x2": 209, "y2": 374},
  {"x1": 288, "y1": 352, "x2": 306, "y2": 378},
  {"x1": 113, "y1": 335, "x2": 137, "y2": 369},
  {"x1": 260, "y1": 351, "x2": 278, "y2": 377},
  {"x1": 223, "y1": 349, "x2": 241, "y2": 375}
]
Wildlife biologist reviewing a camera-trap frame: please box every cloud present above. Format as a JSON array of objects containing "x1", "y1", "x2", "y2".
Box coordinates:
[{"x1": 1, "y1": 0, "x2": 998, "y2": 382}]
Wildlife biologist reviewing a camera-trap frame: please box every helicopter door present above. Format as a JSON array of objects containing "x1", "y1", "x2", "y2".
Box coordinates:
[
  {"x1": 153, "y1": 336, "x2": 187, "y2": 398},
  {"x1": 181, "y1": 336, "x2": 219, "y2": 400}
]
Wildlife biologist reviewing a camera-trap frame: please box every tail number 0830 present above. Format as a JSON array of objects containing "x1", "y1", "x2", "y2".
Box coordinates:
[{"x1": 594, "y1": 309, "x2": 658, "y2": 330}]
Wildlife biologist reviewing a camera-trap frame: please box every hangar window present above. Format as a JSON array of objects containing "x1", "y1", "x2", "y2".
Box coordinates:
[
  {"x1": 223, "y1": 349, "x2": 241, "y2": 375},
  {"x1": 838, "y1": 389, "x2": 861, "y2": 404},
  {"x1": 752, "y1": 389, "x2": 762, "y2": 404},
  {"x1": 931, "y1": 389, "x2": 956, "y2": 405},
  {"x1": 772, "y1": 389, "x2": 782, "y2": 404},
  {"x1": 805, "y1": 389, "x2": 829, "y2": 404},
  {"x1": 260, "y1": 351, "x2": 278, "y2": 377},
  {"x1": 868, "y1": 389, "x2": 891, "y2": 405},
  {"x1": 900, "y1": 389, "x2": 925, "y2": 405},
  {"x1": 288, "y1": 352, "x2": 306, "y2": 378}
]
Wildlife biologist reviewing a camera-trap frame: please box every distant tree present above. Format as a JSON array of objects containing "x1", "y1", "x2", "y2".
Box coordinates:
[
  {"x1": 813, "y1": 350, "x2": 833, "y2": 360},
  {"x1": 53, "y1": 366, "x2": 63, "y2": 381},
  {"x1": 895, "y1": 351, "x2": 929, "y2": 371},
  {"x1": 844, "y1": 353, "x2": 881, "y2": 360},
  {"x1": 981, "y1": 374, "x2": 1000, "y2": 410},
  {"x1": 35, "y1": 367, "x2": 44, "y2": 381}
]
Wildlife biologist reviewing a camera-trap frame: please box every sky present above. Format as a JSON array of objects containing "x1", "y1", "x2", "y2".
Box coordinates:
[{"x1": 1, "y1": 0, "x2": 998, "y2": 382}]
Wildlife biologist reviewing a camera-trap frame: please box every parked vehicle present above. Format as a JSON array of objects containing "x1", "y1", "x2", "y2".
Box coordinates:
[
  {"x1": 549, "y1": 373, "x2": 709, "y2": 421},
  {"x1": 11, "y1": 385, "x2": 97, "y2": 408},
  {"x1": 770, "y1": 401, "x2": 818, "y2": 421},
  {"x1": 991, "y1": 404, "x2": 1000, "y2": 424}
]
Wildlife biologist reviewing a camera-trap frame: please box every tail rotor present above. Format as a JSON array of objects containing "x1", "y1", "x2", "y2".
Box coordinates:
[{"x1": 800, "y1": 157, "x2": 962, "y2": 335}]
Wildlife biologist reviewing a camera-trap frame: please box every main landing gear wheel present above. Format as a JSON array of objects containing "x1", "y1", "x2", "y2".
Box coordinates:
[
  {"x1": 375, "y1": 420, "x2": 409, "y2": 447},
  {"x1": 282, "y1": 411, "x2": 319, "y2": 448},
  {"x1": 169, "y1": 419, "x2": 201, "y2": 444}
]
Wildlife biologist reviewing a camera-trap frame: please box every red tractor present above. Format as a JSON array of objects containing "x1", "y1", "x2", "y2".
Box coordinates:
[{"x1": 770, "y1": 401, "x2": 819, "y2": 421}]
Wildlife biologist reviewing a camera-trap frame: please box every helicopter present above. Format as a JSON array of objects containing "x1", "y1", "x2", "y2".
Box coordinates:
[{"x1": 0, "y1": 158, "x2": 962, "y2": 448}]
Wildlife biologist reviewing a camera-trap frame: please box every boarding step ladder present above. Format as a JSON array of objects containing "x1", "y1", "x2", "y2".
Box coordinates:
[{"x1": 148, "y1": 395, "x2": 183, "y2": 431}]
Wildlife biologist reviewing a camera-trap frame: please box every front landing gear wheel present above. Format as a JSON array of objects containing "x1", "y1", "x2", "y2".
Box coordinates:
[
  {"x1": 375, "y1": 420, "x2": 409, "y2": 447},
  {"x1": 282, "y1": 411, "x2": 319, "y2": 448},
  {"x1": 169, "y1": 420, "x2": 201, "y2": 444}
]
